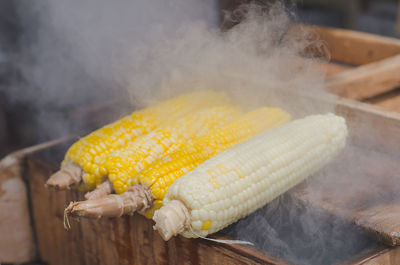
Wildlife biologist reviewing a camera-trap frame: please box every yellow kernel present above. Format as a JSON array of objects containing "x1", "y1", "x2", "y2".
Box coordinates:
[
  {"x1": 201, "y1": 220, "x2": 212, "y2": 230},
  {"x1": 83, "y1": 162, "x2": 92, "y2": 172},
  {"x1": 99, "y1": 167, "x2": 107, "y2": 176}
]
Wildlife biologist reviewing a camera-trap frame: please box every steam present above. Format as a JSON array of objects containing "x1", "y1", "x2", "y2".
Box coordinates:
[
  {"x1": 9, "y1": 0, "x2": 218, "y2": 140},
  {"x1": 9, "y1": 0, "x2": 328, "y2": 140},
  {"x1": 124, "y1": 3, "x2": 329, "y2": 112},
  {"x1": 5, "y1": 1, "x2": 385, "y2": 264}
]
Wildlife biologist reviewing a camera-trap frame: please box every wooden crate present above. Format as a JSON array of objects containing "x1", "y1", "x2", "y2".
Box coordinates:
[
  {"x1": 2, "y1": 26, "x2": 400, "y2": 264},
  {"x1": 24, "y1": 94, "x2": 400, "y2": 265}
]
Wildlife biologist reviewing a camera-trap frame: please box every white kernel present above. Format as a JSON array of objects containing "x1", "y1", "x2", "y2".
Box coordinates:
[{"x1": 192, "y1": 221, "x2": 202, "y2": 230}]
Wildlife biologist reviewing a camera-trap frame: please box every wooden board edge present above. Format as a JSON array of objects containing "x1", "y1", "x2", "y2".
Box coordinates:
[
  {"x1": 326, "y1": 54, "x2": 400, "y2": 100},
  {"x1": 301, "y1": 24, "x2": 400, "y2": 65}
]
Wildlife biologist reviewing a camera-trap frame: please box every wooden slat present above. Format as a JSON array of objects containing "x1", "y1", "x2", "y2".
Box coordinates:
[
  {"x1": 369, "y1": 93, "x2": 400, "y2": 113},
  {"x1": 0, "y1": 138, "x2": 73, "y2": 263},
  {"x1": 325, "y1": 54, "x2": 400, "y2": 100},
  {"x1": 0, "y1": 158, "x2": 34, "y2": 263},
  {"x1": 289, "y1": 95, "x2": 400, "y2": 246},
  {"x1": 300, "y1": 93, "x2": 400, "y2": 157},
  {"x1": 27, "y1": 158, "x2": 290, "y2": 265},
  {"x1": 305, "y1": 25, "x2": 400, "y2": 65},
  {"x1": 318, "y1": 61, "x2": 352, "y2": 77},
  {"x1": 344, "y1": 247, "x2": 400, "y2": 265},
  {"x1": 294, "y1": 145, "x2": 400, "y2": 247}
]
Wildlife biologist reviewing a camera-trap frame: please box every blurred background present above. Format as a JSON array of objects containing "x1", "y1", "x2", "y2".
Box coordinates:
[{"x1": 0, "y1": 0, "x2": 399, "y2": 157}]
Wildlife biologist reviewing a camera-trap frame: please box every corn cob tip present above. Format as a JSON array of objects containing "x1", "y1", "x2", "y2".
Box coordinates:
[
  {"x1": 84, "y1": 180, "x2": 114, "y2": 200},
  {"x1": 65, "y1": 185, "x2": 154, "y2": 219},
  {"x1": 153, "y1": 200, "x2": 190, "y2": 241},
  {"x1": 46, "y1": 163, "x2": 82, "y2": 190}
]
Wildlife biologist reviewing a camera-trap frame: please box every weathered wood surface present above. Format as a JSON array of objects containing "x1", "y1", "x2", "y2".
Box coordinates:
[
  {"x1": 344, "y1": 246, "x2": 400, "y2": 265},
  {"x1": 326, "y1": 54, "x2": 400, "y2": 100},
  {"x1": 294, "y1": 145, "x2": 400, "y2": 247},
  {"x1": 367, "y1": 91, "x2": 400, "y2": 114},
  {"x1": 300, "y1": 96, "x2": 400, "y2": 246},
  {"x1": 0, "y1": 155, "x2": 35, "y2": 263},
  {"x1": 318, "y1": 61, "x2": 352, "y2": 77},
  {"x1": 27, "y1": 158, "x2": 289, "y2": 265},
  {"x1": 306, "y1": 25, "x2": 400, "y2": 65},
  {"x1": 299, "y1": 93, "x2": 400, "y2": 157},
  {"x1": 0, "y1": 138, "x2": 72, "y2": 263}
]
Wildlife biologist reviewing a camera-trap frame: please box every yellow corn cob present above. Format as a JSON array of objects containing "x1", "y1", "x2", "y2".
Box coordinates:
[
  {"x1": 139, "y1": 107, "x2": 291, "y2": 218},
  {"x1": 47, "y1": 91, "x2": 230, "y2": 189},
  {"x1": 103, "y1": 106, "x2": 241, "y2": 194},
  {"x1": 153, "y1": 114, "x2": 348, "y2": 240},
  {"x1": 64, "y1": 107, "x2": 291, "y2": 220}
]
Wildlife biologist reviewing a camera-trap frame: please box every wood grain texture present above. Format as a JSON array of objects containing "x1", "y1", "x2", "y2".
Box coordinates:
[
  {"x1": 326, "y1": 54, "x2": 400, "y2": 100},
  {"x1": 325, "y1": 98, "x2": 400, "y2": 246},
  {"x1": 318, "y1": 61, "x2": 352, "y2": 77},
  {"x1": 305, "y1": 25, "x2": 400, "y2": 65},
  {"x1": 293, "y1": 144, "x2": 400, "y2": 247},
  {"x1": 271, "y1": 94, "x2": 400, "y2": 246},
  {"x1": 344, "y1": 246, "x2": 400, "y2": 265},
  {"x1": 0, "y1": 156, "x2": 35, "y2": 263},
  {"x1": 368, "y1": 92, "x2": 400, "y2": 114},
  {"x1": 304, "y1": 93, "x2": 400, "y2": 156},
  {"x1": 0, "y1": 138, "x2": 71, "y2": 263},
  {"x1": 27, "y1": 158, "x2": 289, "y2": 265}
]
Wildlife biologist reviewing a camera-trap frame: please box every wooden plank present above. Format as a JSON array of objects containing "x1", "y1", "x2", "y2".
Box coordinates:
[
  {"x1": 304, "y1": 25, "x2": 400, "y2": 65},
  {"x1": 326, "y1": 98, "x2": 400, "y2": 246},
  {"x1": 325, "y1": 54, "x2": 400, "y2": 100},
  {"x1": 345, "y1": 246, "x2": 400, "y2": 265},
  {"x1": 294, "y1": 144, "x2": 400, "y2": 246},
  {"x1": 0, "y1": 138, "x2": 72, "y2": 263},
  {"x1": 368, "y1": 92, "x2": 400, "y2": 114},
  {"x1": 318, "y1": 61, "x2": 352, "y2": 77},
  {"x1": 0, "y1": 157, "x2": 34, "y2": 263},
  {"x1": 27, "y1": 157, "x2": 290, "y2": 265},
  {"x1": 301, "y1": 93, "x2": 400, "y2": 157}
]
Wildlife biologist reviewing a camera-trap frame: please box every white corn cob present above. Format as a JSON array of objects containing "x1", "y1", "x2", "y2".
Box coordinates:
[{"x1": 153, "y1": 113, "x2": 348, "y2": 240}]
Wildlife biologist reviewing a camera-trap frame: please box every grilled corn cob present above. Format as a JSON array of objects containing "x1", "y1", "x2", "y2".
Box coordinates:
[
  {"x1": 46, "y1": 91, "x2": 230, "y2": 189},
  {"x1": 153, "y1": 113, "x2": 348, "y2": 240},
  {"x1": 65, "y1": 107, "x2": 291, "y2": 219}
]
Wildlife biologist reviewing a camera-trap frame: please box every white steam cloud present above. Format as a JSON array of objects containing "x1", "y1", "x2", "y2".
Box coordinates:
[{"x1": 10, "y1": 0, "x2": 218, "y2": 139}]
